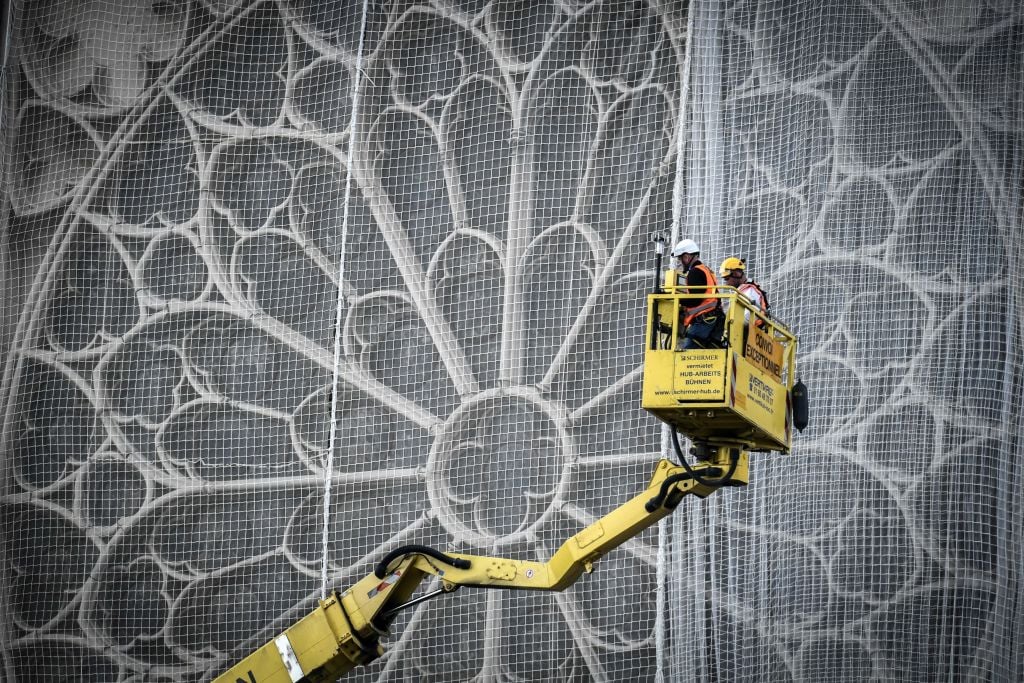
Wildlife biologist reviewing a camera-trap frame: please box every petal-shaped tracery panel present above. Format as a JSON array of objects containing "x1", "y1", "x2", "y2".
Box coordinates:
[
  {"x1": 172, "y1": 4, "x2": 289, "y2": 128},
  {"x1": 157, "y1": 400, "x2": 304, "y2": 480},
  {"x1": 527, "y1": 69, "x2": 600, "y2": 227},
  {"x1": 442, "y1": 77, "x2": 513, "y2": 238},
  {"x1": 44, "y1": 225, "x2": 142, "y2": 353},
  {"x1": 10, "y1": 101, "x2": 100, "y2": 216}
]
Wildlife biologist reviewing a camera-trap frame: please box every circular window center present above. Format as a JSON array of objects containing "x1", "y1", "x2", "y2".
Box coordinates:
[{"x1": 426, "y1": 389, "x2": 572, "y2": 546}]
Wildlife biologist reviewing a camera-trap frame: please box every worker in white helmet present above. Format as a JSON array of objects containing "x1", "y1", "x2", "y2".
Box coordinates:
[{"x1": 671, "y1": 239, "x2": 723, "y2": 349}]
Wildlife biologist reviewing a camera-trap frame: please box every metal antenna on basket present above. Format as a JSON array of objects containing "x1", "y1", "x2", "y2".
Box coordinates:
[{"x1": 651, "y1": 231, "x2": 667, "y2": 294}]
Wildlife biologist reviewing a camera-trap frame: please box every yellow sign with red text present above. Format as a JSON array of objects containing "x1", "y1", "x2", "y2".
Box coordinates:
[{"x1": 744, "y1": 325, "x2": 784, "y2": 382}]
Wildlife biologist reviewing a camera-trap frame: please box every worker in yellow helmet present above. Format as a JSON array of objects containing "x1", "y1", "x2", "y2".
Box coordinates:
[{"x1": 719, "y1": 257, "x2": 768, "y2": 327}]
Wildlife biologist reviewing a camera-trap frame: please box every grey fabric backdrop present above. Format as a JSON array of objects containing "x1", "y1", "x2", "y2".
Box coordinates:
[{"x1": 1, "y1": 1, "x2": 1021, "y2": 681}]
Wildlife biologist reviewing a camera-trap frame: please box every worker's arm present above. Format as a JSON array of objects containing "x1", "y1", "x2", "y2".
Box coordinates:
[{"x1": 213, "y1": 446, "x2": 748, "y2": 683}]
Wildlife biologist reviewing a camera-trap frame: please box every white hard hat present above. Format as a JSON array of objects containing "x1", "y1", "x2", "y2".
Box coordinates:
[{"x1": 671, "y1": 239, "x2": 700, "y2": 257}]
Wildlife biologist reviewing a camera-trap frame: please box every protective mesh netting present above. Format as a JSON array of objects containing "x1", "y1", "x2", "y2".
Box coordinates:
[
  {"x1": 0, "y1": 1, "x2": 1020, "y2": 682},
  {"x1": 668, "y1": 1, "x2": 1024, "y2": 682}
]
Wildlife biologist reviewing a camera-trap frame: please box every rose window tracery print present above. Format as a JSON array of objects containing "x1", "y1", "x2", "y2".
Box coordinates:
[
  {"x1": 2, "y1": 1, "x2": 1023, "y2": 682},
  {"x1": 2, "y1": 1, "x2": 677, "y2": 680}
]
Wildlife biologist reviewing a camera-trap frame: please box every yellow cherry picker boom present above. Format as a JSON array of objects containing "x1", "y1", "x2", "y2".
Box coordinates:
[{"x1": 214, "y1": 237, "x2": 809, "y2": 683}]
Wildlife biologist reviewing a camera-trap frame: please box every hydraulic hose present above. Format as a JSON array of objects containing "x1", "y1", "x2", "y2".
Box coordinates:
[
  {"x1": 644, "y1": 430, "x2": 740, "y2": 512},
  {"x1": 374, "y1": 545, "x2": 472, "y2": 579},
  {"x1": 669, "y1": 428, "x2": 719, "y2": 487}
]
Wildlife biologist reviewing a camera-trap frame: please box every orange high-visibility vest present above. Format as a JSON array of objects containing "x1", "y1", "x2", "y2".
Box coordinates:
[{"x1": 683, "y1": 263, "x2": 720, "y2": 326}]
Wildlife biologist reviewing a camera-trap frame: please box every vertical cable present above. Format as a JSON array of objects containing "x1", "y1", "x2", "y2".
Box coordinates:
[
  {"x1": 671, "y1": 4, "x2": 695, "y2": 248},
  {"x1": 685, "y1": 0, "x2": 724, "y2": 252},
  {"x1": 654, "y1": 514, "x2": 668, "y2": 683},
  {"x1": 658, "y1": 5, "x2": 697, "y2": 682},
  {"x1": 322, "y1": 0, "x2": 371, "y2": 600}
]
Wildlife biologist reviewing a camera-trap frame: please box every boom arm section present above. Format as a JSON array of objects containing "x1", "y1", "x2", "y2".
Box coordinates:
[{"x1": 213, "y1": 446, "x2": 748, "y2": 683}]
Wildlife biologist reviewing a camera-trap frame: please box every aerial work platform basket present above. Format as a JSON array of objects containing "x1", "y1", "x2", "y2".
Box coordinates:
[{"x1": 641, "y1": 282, "x2": 798, "y2": 453}]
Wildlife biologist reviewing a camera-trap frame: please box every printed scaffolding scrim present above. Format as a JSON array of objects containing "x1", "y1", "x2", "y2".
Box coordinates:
[{"x1": 0, "y1": 1, "x2": 1022, "y2": 682}]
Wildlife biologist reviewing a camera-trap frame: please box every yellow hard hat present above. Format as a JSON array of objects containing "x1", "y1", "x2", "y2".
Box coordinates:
[{"x1": 719, "y1": 256, "x2": 746, "y2": 276}]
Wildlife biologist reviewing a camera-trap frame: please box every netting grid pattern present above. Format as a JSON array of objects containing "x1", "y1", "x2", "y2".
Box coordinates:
[
  {"x1": 669, "y1": 1, "x2": 1023, "y2": 682},
  {"x1": 0, "y1": 1, "x2": 1021, "y2": 682}
]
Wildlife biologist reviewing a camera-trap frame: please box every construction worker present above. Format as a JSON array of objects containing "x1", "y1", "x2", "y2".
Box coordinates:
[
  {"x1": 719, "y1": 256, "x2": 767, "y2": 327},
  {"x1": 671, "y1": 239, "x2": 723, "y2": 349}
]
